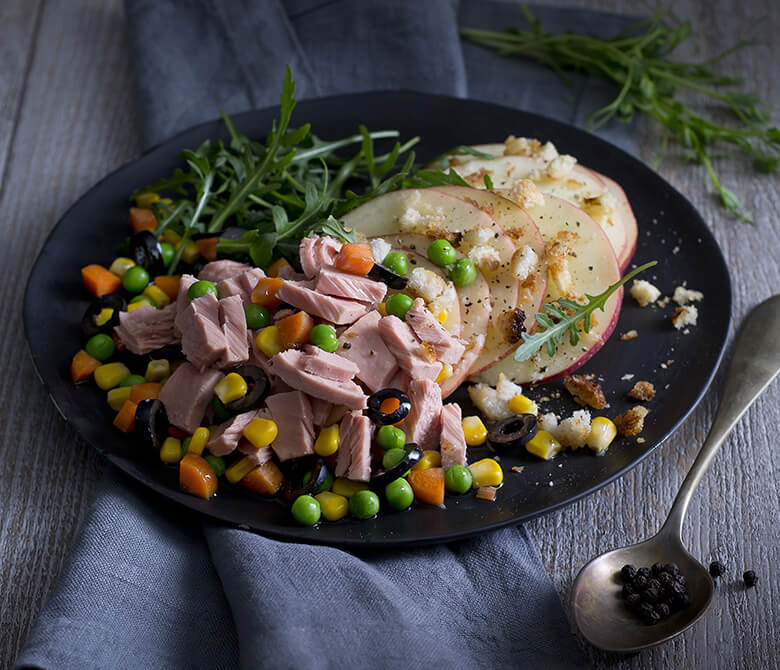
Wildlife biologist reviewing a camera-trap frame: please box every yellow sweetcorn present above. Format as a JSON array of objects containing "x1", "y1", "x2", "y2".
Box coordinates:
[
  {"x1": 95, "y1": 307, "x2": 115, "y2": 327},
  {"x1": 179, "y1": 240, "x2": 200, "y2": 264},
  {"x1": 462, "y1": 416, "x2": 488, "y2": 446},
  {"x1": 242, "y1": 417, "x2": 278, "y2": 449},
  {"x1": 435, "y1": 363, "x2": 453, "y2": 384},
  {"x1": 160, "y1": 437, "x2": 182, "y2": 464},
  {"x1": 94, "y1": 362, "x2": 131, "y2": 390},
  {"x1": 411, "y1": 450, "x2": 441, "y2": 471},
  {"x1": 214, "y1": 373, "x2": 248, "y2": 405},
  {"x1": 225, "y1": 456, "x2": 256, "y2": 484},
  {"x1": 315, "y1": 491, "x2": 349, "y2": 521},
  {"x1": 377, "y1": 302, "x2": 387, "y2": 317},
  {"x1": 107, "y1": 386, "x2": 132, "y2": 412},
  {"x1": 468, "y1": 458, "x2": 503, "y2": 488},
  {"x1": 161, "y1": 229, "x2": 182, "y2": 245},
  {"x1": 128, "y1": 300, "x2": 153, "y2": 313},
  {"x1": 144, "y1": 359, "x2": 170, "y2": 382},
  {"x1": 332, "y1": 478, "x2": 369, "y2": 498},
  {"x1": 525, "y1": 430, "x2": 562, "y2": 461},
  {"x1": 587, "y1": 417, "x2": 617, "y2": 454},
  {"x1": 255, "y1": 326, "x2": 284, "y2": 358},
  {"x1": 189, "y1": 427, "x2": 211, "y2": 456},
  {"x1": 509, "y1": 394, "x2": 538, "y2": 416},
  {"x1": 435, "y1": 309, "x2": 449, "y2": 325},
  {"x1": 144, "y1": 284, "x2": 171, "y2": 308},
  {"x1": 135, "y1": 192, "x2": 160, "y2": 208},
  {"x1": 314, "y1": 424, "x2": 339, "y2": 457},
  {"x1": 108, "y1": 257, "x2": 136, "y2": 278}
]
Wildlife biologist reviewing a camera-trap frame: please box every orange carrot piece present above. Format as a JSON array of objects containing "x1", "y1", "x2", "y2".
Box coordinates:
[
  {"x1": 153, "y1": 275, "x2": 181, "y2": 302},
  {"x1": 129, "y1": 207, "x2": 157, "y2": 233},
  {"x1": 267, "y1": 258, "x2": 292, "y2": 277},
  {"x1": 129, "y1": 382, "x2": 162, "y2": 403},
  {"x1": 407, "y1": 467, "x2": 445, "y2": 506},
  {"x1": 70, "y1": 349, "x2": 102, "y2": 383},
  {"x1": 179, "y1": 453, "x2": 218, "y2": 499},
  {"x1": 334, "y1": 243, "x2": 374, "y2": 276},
  {"x1": 81, "y1": 264, "x2": 122, "y2": 297},
  {"x1": 195, "y1": 237, "x2": 219, "y2": 262},
  {"x1": 276, "y1": 311, "x2": 314, "y2": 348},
  {"x1": 241, "y1": 461, "x2": 284, "y2": 496},
  {"x1": 113, "y1": 400, "x2": 138, "y2": 433},
  {"x1": 251, "y1": 277, "x2": 285, "y2": 308}
]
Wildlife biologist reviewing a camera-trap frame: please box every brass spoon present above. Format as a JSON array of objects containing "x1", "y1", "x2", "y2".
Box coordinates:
[{"x1": 571, "y1": 295, "x2": 780, "y2": 653}]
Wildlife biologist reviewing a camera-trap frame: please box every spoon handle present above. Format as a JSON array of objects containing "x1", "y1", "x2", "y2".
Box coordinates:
[{"x1": 661, "y1": 295, "x2": 780, "y2": 540}]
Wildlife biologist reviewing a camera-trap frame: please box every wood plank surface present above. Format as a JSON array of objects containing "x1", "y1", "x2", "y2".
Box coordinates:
[{"x1": 0, "y1": 0, "x2": 777, "y2": 668}]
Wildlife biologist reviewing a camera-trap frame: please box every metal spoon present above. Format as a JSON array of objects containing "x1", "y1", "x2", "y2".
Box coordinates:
[{"x1": 570, "y1": 295, "x2": 780, "y2": 653}]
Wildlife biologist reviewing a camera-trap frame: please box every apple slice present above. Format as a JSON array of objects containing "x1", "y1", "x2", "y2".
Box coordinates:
[{"x1": 471, "y1": 194, "x2": 622, "y2": 386}]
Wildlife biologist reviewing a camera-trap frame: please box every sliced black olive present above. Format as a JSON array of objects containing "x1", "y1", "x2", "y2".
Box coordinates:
[
  {"x1": 130, "y1": 230, "x2": 165, "y2": 277},
  {"x1": 488, "y1": 414, "x2": 538, "y2": 448},
  {"x1": 370, "y1": 443, "x2": 423, "y2": 490},
  {"x1": 367, "y1": 263, "x2": 408, "y2": 290},
  {"x1": 366, "y1": 388, "x2": 411, "y2": 426},
  {"x1": 224, "y1": 365, "x2": 271, "y2": 413},
  {"x1": 81, "y1": 293, "x2": 126, "y2": 339},
  {"x1": 281, "y1": 456, "x2": 328, "y2": 501},
  {"x1": 134, "y1": 399, "x2": 169, "y2": 450}
]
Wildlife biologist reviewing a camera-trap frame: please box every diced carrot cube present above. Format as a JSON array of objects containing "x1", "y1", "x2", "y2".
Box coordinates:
[
  {"x1": 70, "y1": 349, "x2": 102, "y2": 383},
  {"x1": 407, "y1": 467, "x2": 445, "y2": 506},
  {"x1": 129, "y1": 207, "x2": 157, "y2": 233},
  {"x1": 251, "y1": 277, "x2": 285, "y2": 309},
  {"x1": 153, "y1": 275, "x2": 181, "y2": 302},
  {"x1": 179, "y1": 453, "x2": 218, "y2": 499},
  {"x1": 334, "y1": 243, "x2": 374, "y2": 276},
  {"x1": 81, "y1": 264, "x2": 121, "y2": 297},
  {"x1": 129, "y1": 382, "x2": 162, "y2": 403},
  {"x1": 241, "y1": 461, "x2": 284, "y2": 496},
  {"x1": 195, "y1": 237, "x2": 219, "y2": 262},
  {"x1": 113, "y1": 400, "x2": 138, "y2": 433},
  {"x1": 276, "y1": 311, "x2": 314, "y2": 348}
]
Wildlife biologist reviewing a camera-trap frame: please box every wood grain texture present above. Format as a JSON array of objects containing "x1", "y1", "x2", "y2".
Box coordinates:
[{"x1": 0, "y1": 0, "x2": 777, "y2": 668}]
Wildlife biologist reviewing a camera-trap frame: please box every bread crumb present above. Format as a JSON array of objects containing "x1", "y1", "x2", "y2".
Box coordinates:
[
  {"x1": 672, "y1": 305, "x2": 698, "y2": 330},
  {"x1": 636, "y1": 437, "x2": 646, "y2": 444},
  {"x1": 476, "y1": 486, "x2": 497, "y2": 501},
  {"x1": 628, "y1": 381, "x2": 656, "y2": 401},
  {"x1": 621, "y1": 329, "x2": 638, "y2": 341},
  {"x1": 511, "y1": 466, "x2": 525, "y2": 474},
  {"x1": 614, "y1": 406, "x2": 649, "y2": 437},
  {"x1": 621, "y1": 373, "x2": 635, "y2": 381},
  {"x1": 673, "y1": 286, "x2": 704, "y2": 306},
  {"x1": 630, "y1": 280, "x2": 661, "y2": 307},
  {"x1": 563, "y1": 374, "x2": 608, "y2": 409},
  {"x1": 657, "y1": 296, "x2": 671, "y2": 308}
]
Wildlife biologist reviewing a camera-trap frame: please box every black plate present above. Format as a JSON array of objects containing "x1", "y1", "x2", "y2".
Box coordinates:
[{"x1": 24, "y1": 92, "x2": 730, "y2": 547}]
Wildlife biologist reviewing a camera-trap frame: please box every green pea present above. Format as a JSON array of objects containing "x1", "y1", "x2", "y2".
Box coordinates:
[
  {"x1": 291, "y1": 494, "x2": 321, "y2": 526},
  {"x1": 119, "y1": 374, "x2": 146, "y2": 387},
  {"x1": 309, "y1": 324, "x2": 339, "y2": 353},
  {"x1": 382, "y1": 447, "x2": 407, "y2": 470},
  {"x1": 445, "y1": 464, "x2": 473, "y2": 494},
  {"x1": 349, "y1": 490, "x2": 380, "y2": 520},
  {"x1": 159, "y1": 375, "x2": 170, "y2": 386},
  {"x1": 382, "y1": 252, "x2": 408, "y2": 276},
  {"x1": 427, "y1": 239, "x2": 457, "y2": 267},
  {"x1": 129, "y1": 294, "x2": 155, "y2": 307},
  {"x1": 181, "y1": 436, "x2": 191, "y2": 456},
  {"x1": 122, "y1": 265, "x2": 150, "y2": 293},
  {"x1": 188, "y1": 280, "x2": 218, "y2": 300},
  {"x1": 205, "y1": 454, "x2": 226, "y2": 477},
  {"x1": 303, "y1": 469, "x2": 334, "y2": 494},
  {"x1": 85, "y1": 333, "x2": 115, "y2": 362},
  {"x1": 213, "y1": 396, "x2": 231, "y2": 422},
  {"x1": 386, "y1": 293, "x2": 414, "y2": 320},
  {"x1": 385, "y1": 478, "x2": 414, "y2": 511},
  {"x1": 449, "y1": 258, "x2": 477, "y2": 287},
  {"x1": 376, "y1": 425, "x2": 405, "y2": 451},
  {"x1": 159, "y1": 242, "x2": 175, "y2": 268},
  {"x1": 244, "y1": 304, "x2": 272, "y2": 330}
]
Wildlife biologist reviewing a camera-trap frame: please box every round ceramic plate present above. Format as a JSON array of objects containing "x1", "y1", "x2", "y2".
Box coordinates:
[{"x1": 24, "y1": 92, "x2": 730, "y2": 547}]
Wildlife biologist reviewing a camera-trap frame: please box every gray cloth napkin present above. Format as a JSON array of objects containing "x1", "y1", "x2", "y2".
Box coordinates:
[{"x1": 18, "y1": 2, "x2": 641, "y2": 668}]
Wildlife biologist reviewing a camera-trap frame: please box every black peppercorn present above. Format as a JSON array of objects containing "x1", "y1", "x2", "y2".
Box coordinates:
[
  {"x1": 676, "y1": 574, "x2": 687, "y2": 587},
  {"x1": 642, "y1": 587, "x2": 661, "y2": 604},
  {"x1": 656, "y1": 603, "x2": 671, "y2": 618},
  {"x1": 638, "y1": 602, "x2": 660, "y2": 624},
  {"x1": 743, "y1": 570, "x2": 757, "y2": 587},
  {"x1": 621, "y1": 564, "x2": 637, "y2": 582},
  {"x1": 626, "y1": 593, "x2": 642, "y2": 610},
  {"x1": 709, "y1": 561, "x2": 726, "y2": 578},
  {"x1": 674, "y1": 592, "x2": 690, "y2": 608},
  {"x1": 659, "y1": 572, "x2": 675, "y2": 587},
  {"x1": 647, "y1": 578, "x2": 661, "y2": 591},
  {"x1": 651, "y1": 562, "x2": 665, "y2": 576},
  {"x1": 637, "y1": 567, "x2": 651, "y2": 579},
  {"x1": 622, "y1": 583, "x2": 635, "y2": 597},
  {"x1": 664, "y1": 562, "x2": 679, "y2": 576},
  {"x1": 633, "y1": 575, "x2": 649, "y2": 590}
]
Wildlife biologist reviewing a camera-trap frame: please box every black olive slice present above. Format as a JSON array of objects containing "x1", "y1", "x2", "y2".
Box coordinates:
[
  {"x1": 370, "y1": 443, "x2": 423, "y2": 490},
  {"x1": 81, "y1": 293, "x2": 127, "y2": 339},
  {"x1": 488, "y1": 414, "x2": 538, "y2": 448},
  {"x1": 134, "y1": 399, "x2": 169, "y2": 451},
  {"x1": 367, "y1": 263, "x2": 408, "y2": 290},
  {"x1": 130, "y1": 230, "x2": 165, "y2": 277},
  {"x1": 224, "y1": 365, "x2": 271, "y2": 414},
  {"x1": 366, "y1": 388, "x2": 411, "y2": 426},
  {"x1": 281, "y1": 457, "x2": 328, "y2": 501}
]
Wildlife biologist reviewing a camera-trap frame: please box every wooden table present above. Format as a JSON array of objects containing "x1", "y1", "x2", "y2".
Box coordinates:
[{"x1": 1, "y1": 1, "x2": 777, "y2": 667}]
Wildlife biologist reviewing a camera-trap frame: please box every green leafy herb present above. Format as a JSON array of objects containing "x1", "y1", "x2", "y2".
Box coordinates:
[
  {"x1": 461, "y1": 9, "x2": 778, "y2": 224},
  {"x1": 513, "y1": 261, "x2": 658, "y2": 362}
]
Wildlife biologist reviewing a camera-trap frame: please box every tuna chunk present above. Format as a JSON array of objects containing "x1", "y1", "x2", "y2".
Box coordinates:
[
  {"x1": 300, "y1": 345, "x2": 360, "y2": 382},
  {"x1": 207, "y1": 409, "x2": 260, "y2": 457},
  {"x1": 271, "y1": 350, "x2": 366, "y2": 409},
  {"x1": 439, "y1": 403, "x2": 467, "y2": 469},
  {"x1": 198, "y1": 260, "x2": 252, "y2": 284},
  {"x1": 265, "y1": 391, "x2": 315, "y2": 461},
  {"x1": 308, "y1": 396, "x2": 332, "y2": 429},
  {"x1": 335, "y1": 410, "x2": 373, "y2": 482},
  {"x1": 176, "y1": 293, "x2": 226, "y2": 371},
  {"x1": 378, "y1": 316, "x2": 442, "y2": 381},
  {"x1": 217, "y1": 267, "x2": 265, "y2": 306},
  {"x1": 217, "y1": 295, "x2": 249, "y2": 368},
  {"x1": 237, "y1": 440, "x2": 275, "y2": 467},
  {"x1": 315, "y1": 267, "x2": 387, "y2": 304},
  {"x1": 388, "y1": 370, "x2": 412, "y2": 394},
  {"x1": 405, "y1": 298, "x2": 466, "y2": 365},
  {"x1": 276, "y1": 264, "x2": 304, "y2": 280},
  {"x1": 276, "y1": 281, "x2": 371, "y2": 325},
  {"x1": 405, "y1": 379, "x2": 443, "y2": 450},
  {"x1": 337, "y1": 311, "x2": 398, "y2": 393},
  {"x1": 115, "y1": 303, "x2": 178, "y2": 355},
  {"x1": 159, "y1": 362, "x2": 221, "y2": 433},
  {"x1": 299, "y1": 235, "x2": 342, "y2": 279},
  {"x1": 175, "y1": 274, "x2": 198, "y2": 330}
]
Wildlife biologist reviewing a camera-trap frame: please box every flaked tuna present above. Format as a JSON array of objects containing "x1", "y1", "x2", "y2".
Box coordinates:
[
  {"x1": 217, "y1": 267, "x2": 265, "y2": 306},
  {"x1": 405, "y1": 298, "x2": 466, "y2": 365},
  {"x1": 159, "y1": 362, "x2": 221, "y2": 433},
  {"x1": 115, "y1": 303, "x2": 178, "y2": 355},
  {"x1": 198, "y1": 260, "x2": 252, "y2": 284},
  {"x1": 237, "y1": 439, "x2": 275, "y2": 467},
  {"x1": 308, "y1": 396, "x2": 332, "y2": 429},
  {"x1": 217, "y1": 295, "x2": 249, "y2": 368},
  {"x1": 265, "y1": 391, "x2": 315, "y2": 461},
  {"x1": 175, "y1": 274, "x2": 198, "y2": 331},
  {"x1": 378, "y1": 315, "x2": 442, "y2": 381},
  {"x1": 300, "y1": 345, "x2": 360, "y2": 382},
  {"x1": 405, "y1": 379, "x2": 443, "y2": 450},
  {"x1": 337, "y1": 312, "x2": 398, "y2": 393},
  {"x1": 387, "y1": 369, "x2": 412, "y2": 394},
  {"x1": 299, "y1": 235, "x2": 342, "y2": 279},
  {"x1": 439, "y1": 403, "x2": 467, "y2": 469},
  {"x1": 207, "y1": 409, "x2": 260, "y2": 457},
  {"x1": 335, "y1": 410, "x2": 372, "y2": 482},
  {"x1": 176, "y1": 293, "x2": 226, "y2": 371},
  {"x1": 276, "y1": 281, "x2": 371, "y2": 325},
  {"x1": 315, "y1": 267, "x2": 387, "y2": 304}
]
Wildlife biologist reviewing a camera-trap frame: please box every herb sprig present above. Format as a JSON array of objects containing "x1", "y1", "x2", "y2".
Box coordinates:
[
  {"x1": 462, "y1": 9, "x2": 778, "y2": 224},
  {"x1": 514, "y1": 261, "x2": 658, "y2": 362}
]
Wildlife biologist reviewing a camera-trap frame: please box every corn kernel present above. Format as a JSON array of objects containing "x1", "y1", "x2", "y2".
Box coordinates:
[
  {"x1": 189, "y1": 427, "x2": 210, "y2": 456},
  {"x1": 587, "y1": 417, "x2": 617, "y2": 454},
  {"x1": 242, "y1": 417, "x2": 278, "y2": 449},
  {"x1": 127, "y1": 300, "x2": 153, "y2": 313},
  {"x1": 255, "y1": 326, "x2": 284, "y2": 358},
  {"x1": 267, "y1": 258, "x2": 291, "y2": 277},
  {"x1": 468, "y1": 458, "x2": 503, "y2": 487},
  {"x1": 331, "y1": 478, "x2": 369, "y2": 498},
  {"x1": 160, "y1": 437, "x2": 182, "y2": 464},
  {"x1": 178, "y1": 240, "x2": 200, "y2": 264},
  {"x1": 107, "y1": 386, "x2": 132, "y2": 412},
  {"x1": 435, "y1": 363, "x2": 453, "y2": 384},
  {"x1": 144, "y1": 359, "x2": 170, "y2": 382},
  {"x1": 377, "y1": 302, "x2": 387, "y2": 316},
  {"x1": 314, "y1": 424, "x2": 339, "y2": 457},
  {"x1": 135, "y1": 192, "x2": 160, "y2": 208},
  {"x1": 525, "y1": 430, "x2": 562, "y2": 460},
  {"x1": 435, "y1": 309, "x2": 449, "y2": 324},
  {"x1": 214, "y1": 373, "x2": 248, "y2": 405},
  {"x1": 144, "y1": 284, "x2": 171, "y2": 307},
  {"x1": 108, "y1": 257, "x2": 136, "y2": 278},
  {"x1": 95, "y1": 307, "x2": 115, "y2": 327},
  {"x1": 508, "y1": 394, "x2": 538, "y2": 416},
  {"x1": 94, "y1": 362, "x2": 131, "y2": 390},
  {"x1": 225, "y1": 456, "x2": 256, "y2": 484},
  {"x1": 161, "y1": 229, "x2": 182, "y2": 245},
  {"x1": 462, "y1": 416, "x2": 488, "y2": 446},
  {"x1": 315, "y1": 491, "x2": 349, "y2": 521},
  {"x1": 411, "y1": 450, "x2": 441, "y2": 471}
]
